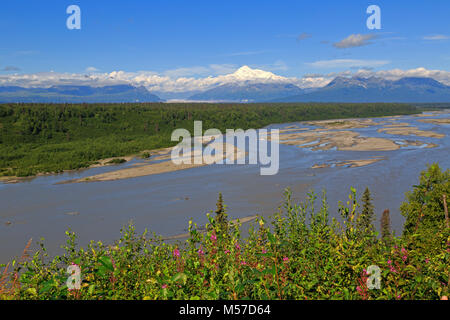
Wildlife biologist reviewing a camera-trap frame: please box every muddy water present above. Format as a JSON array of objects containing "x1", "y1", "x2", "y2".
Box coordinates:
[{"x1": 1, "y1": 111, "x2": 449, "y2": 264}]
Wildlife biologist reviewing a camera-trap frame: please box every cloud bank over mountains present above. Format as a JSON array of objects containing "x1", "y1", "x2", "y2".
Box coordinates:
[{"x1": 0, "y1": 65, "x2": 449, "y2": 96}]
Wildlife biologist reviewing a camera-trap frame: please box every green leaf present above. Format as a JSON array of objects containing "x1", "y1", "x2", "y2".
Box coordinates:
[
  {"x1": 263, "y1": 265, "x2": 276, "y2": 276},
  {"x1": 88, "y1": 284, "x2": 96, "y2": 295},
  {"x1": 98, "y1": 256, "x2": 114, "y2": 271},
  {"x1": 39, "y1": 280, "x2": 56, "y2": 294},
  {"x1": 267, "y1": 232, "x2": 276, "y2": 245},
  {"x1": 171, "y1": 272, "x2": 187, "y2": 285},
  {"x1": 255, "y1": 252, "x2": 273, "y2": 258}
]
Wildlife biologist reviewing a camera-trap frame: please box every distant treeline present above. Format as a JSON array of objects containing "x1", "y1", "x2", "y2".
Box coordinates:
[
  {"x1": 414, "y1": 103, "x2": 450, "y2": 110},
  {"x1": 0, "y1": 103, "x2": 418, "y2": 177}
]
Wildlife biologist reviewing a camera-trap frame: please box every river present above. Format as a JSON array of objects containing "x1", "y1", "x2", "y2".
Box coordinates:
[{"x1": 1, "y1": 110, "x2": 449, "y2": 264}]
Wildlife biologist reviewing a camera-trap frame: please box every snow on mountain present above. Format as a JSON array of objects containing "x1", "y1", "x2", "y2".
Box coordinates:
[{"x1": 222, "y1": 66, "x2": 288, "y2": 82}]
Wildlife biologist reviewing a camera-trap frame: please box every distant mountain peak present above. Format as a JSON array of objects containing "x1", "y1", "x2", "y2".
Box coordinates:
[{"x1": 229, "y1": 65, "x2": 286, "y2": 82}]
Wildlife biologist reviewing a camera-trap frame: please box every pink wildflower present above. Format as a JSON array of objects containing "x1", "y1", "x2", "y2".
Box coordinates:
[
  {"x1": 173, "y1": 248, "x2": 180, "y2": 258},
  {"x1": 283, "y1": 257, "x2": 289, "y2": 262}
]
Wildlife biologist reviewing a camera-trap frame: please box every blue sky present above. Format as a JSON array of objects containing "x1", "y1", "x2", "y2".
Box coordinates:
[{"x1": 0, "y1": 0, "x2": 449, "y2": 86}]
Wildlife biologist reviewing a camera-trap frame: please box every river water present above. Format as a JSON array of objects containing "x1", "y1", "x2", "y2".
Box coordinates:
[{"x1": 1, "y1": 111, "x2": 449, "y2": 264}]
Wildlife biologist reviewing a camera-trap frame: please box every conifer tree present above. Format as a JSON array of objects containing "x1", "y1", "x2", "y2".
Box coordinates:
[
  {"x1": 215, "y1": 193, "x2": 228, "y2": 233},
  {"x1": 357, "y1": 187, "x2": 375, "y2": 236},
  {"x1": 381, "y1": 209, "x2": 391, "y2": 241}
]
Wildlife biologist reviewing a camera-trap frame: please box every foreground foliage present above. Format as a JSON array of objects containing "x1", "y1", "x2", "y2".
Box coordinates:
[
  {"x1": 0, "y1": 103, "x2": 417, "y2": 176},
  {"x1": 1, "y1": 164, "x2": 448, "y2": 300}
]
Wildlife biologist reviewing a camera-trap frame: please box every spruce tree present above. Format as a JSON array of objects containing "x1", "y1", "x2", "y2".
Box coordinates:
[
  {"x1": 215, "y1": 193, "x2": 228, "y2": 233},
  {"x1": 358, "y1": 187, "x2": 375, "y2": 235},
  {"x1": 381, "y1": 209, "x2": 391, "y2": 241}
]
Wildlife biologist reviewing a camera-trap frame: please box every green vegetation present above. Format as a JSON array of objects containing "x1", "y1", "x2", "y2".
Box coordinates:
[
  {"x1": 381, "y1": 209, "x2": 392, "y2": 243},
  {"x1": 1, "y1": 164, "x2": 448, "y2": 300},
  {"x1": 140, "y1": 152, "x2": 151, "y2": 159},
  {"x1": 357, "y1": 187, "x2": 375, "y2": 237},
  {"x1": 401, "y1": 164, "x2": 450, "y2": 245},
  {"x1": 415, "y1": 103, "x2": 450, "y2": 110},
  {"x1": 105, "y1": 158, "x2": 127, "y2": 165},
  {"x1": 0, "y1": 103, "x2": 417, "y2": 177}
]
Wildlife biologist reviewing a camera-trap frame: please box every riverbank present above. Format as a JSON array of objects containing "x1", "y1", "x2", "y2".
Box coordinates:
[{"x1": 0, "y1": 103, "x2": 419, "y2": 179}]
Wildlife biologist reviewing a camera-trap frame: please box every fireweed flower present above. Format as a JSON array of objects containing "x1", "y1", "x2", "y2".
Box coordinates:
[
  {"x1": 197, "y1": 248, "x2": 205, "y2": 256},
  {"x1": 425, "y1": 258, "x2": 430, "y2": 264},
  {"x1": 235, "y1": 242, "x2": 241, "y2": 250},
  {"x1": 240, "y1": 261, "x2": 247, "y2": 266},
  {"x1": 402, "y1": 255, "x2": 407, "y2": 262},
  {"x1": 283, "y1": 257, "x2": 289, "y2": 262},
  {"x1": 262, "y1": 248, "x2": 267, "y2": 254},
  {"x1": 162, "y1": 284, "x2": 168, "y2": 289},
  {"x1": 173, "y1": 248, "x2": 180, "y2": 258},
  {"x1": 210, "y1": 232, "x2": 217, "y2": 242},
  {"x1": 387, "y1": 259, "x2": 392, "y2": 265},
  {"x1": 224, "y1": 249, "x2": 230, "y2": 254}
]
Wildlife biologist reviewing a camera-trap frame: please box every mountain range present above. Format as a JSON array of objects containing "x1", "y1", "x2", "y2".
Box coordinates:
[
  {"x1": 276, "y1": 76, "x2": 450, "y2": 103},
  {"x1": 0, "y1": 66, "x2": 449, "y2": 103},
  {"x1": 0, "y1": 84, "x2": 162, "y2": 103}
]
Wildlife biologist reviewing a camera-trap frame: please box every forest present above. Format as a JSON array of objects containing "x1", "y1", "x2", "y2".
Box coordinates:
[{"x1": 0, "y1": 102, "x2": 418, "y2": 177}]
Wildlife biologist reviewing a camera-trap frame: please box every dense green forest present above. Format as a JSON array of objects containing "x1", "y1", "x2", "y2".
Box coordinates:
[
  {"x1": 0, "y1": 103, "x2": 418, "y2": 177},
  {"x1": 0, "y1": 164, "x2": 448, "y2": 300}
]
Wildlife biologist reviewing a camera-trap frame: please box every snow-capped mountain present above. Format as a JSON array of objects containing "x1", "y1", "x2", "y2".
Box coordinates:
[
  {"x1": 186, "y1": 66, "x2": 306, "y2": 102},
  {"x1": 222, "y1": 65, "x2": 289, "y2": 83},
  {"x1": 188, "y1": 82, "x2": 305, "y2": 102},
  {"x1": 1, "y1": 65, "x2": 449, "y2": 103}
]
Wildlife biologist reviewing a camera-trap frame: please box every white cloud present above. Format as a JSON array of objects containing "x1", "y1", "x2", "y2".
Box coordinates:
[
  {"x1": 333, "y1": 34, "x2": 377, "y2": 49},
  {"x1": 423, "y1": 34, "x2": 449, "y2": 40},
  {"x1": 85, "y1": 67, "x2": 99, "y2": 72},
  {"x1": 0, "y1": 66, "x2": 448, "y2": 94},
  {"x1": 306, "y1": 59, "x2": 390, "y2": 69},
  {"x1": 298, "y1": 67, "x2": 450, "y2": 89}
]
